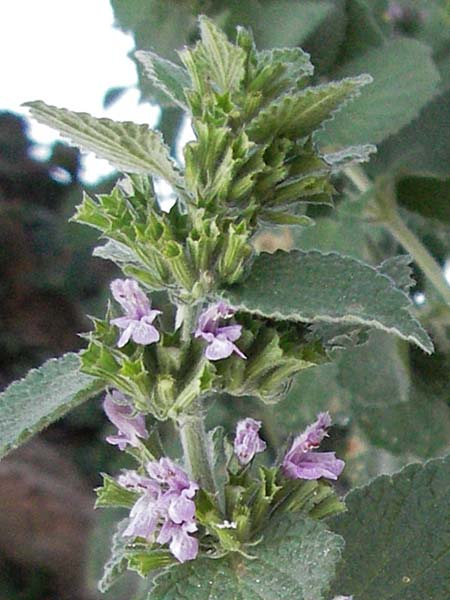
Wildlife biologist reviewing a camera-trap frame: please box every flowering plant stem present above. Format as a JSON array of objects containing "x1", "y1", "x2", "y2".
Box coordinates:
[
  {"x1": 177, "y1": 304, "x2": 217, "y2": 494},
  {"x1": 177, "y1": 401, "x2": 217, "y2": 495}
]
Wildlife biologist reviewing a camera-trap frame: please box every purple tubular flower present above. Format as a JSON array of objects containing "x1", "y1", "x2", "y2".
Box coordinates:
[
  {"x1": 103, "y1": 390, "x2": 149, "y2": 451},
  {"x1": 118, "y1": 458, "x2": 199, "y2": 563},
  {"x1": 195, "y1": 301, "x2": 246, "y2": 361},
  {"x1": 110, "y1": 278, "x2": 162, "y2": 347},
  {"x1": 234, "y1": 418, "x2": 266, "y2": 465},
  {"x1": 282, "y1": 412, "x2": 345, "y2": 481}
]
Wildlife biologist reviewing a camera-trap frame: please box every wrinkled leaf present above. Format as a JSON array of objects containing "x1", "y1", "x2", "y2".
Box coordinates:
[
  {"x1": 148, "y1": 516, "x2": 343, "y2": 599},
  {"x1": 248, "y1": 75, "x2": 372, "y2": 143},
  {"x1": 331, "y1": 454, "x2": 450, "y2": 599},
  {"x1": 223, "y1": 250, "x2": 433, "y2": 353},
  {"x1": 24, "y1": 101, "x2": 184, "y2": 190},
  {"x1": 136, "y1": 51, "x2": 190, "y2": 108}
]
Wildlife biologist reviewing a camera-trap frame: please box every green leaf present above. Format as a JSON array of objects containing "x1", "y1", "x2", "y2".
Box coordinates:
[
  {"x1": 135, "y1": 51, "x2": 189, "y2": 108},
  {"x1": 223, "y1": 250, "x2": 433, "y2": 353},
  {"x1": 93, "y1": 239, "x2": 146, "y2": 268},
  {"x1": 247, "y1": 75, "x2": 372, "y2": 144},
  {"x1": 196, "y1": 15, "x2": 246, "y2": 93},
  {"x1": 23, "y1": 101, "x2": 184, "y2": 190},
  {"x1": 223, "y1": 0, "x2": 333, "y2": 49},
  {"x1": 338, "y1": 0, "x2": 384, "y2": 63},
  {"x1": 337, "y1": 331, "x2": 410, "y2": 408},
  {"x1": 95, "y1": 474, "x2": 139, "y2": 509},
  {"x1": 318, "y1": 39, "x2": 441, "y2": 147},
  {"x1": 0, "y1": 353, "x2": 102, "y2": 459},
  {"x1": 148, "y1": 516, "x2": 343, "y2": 599},
  {"x1": 357, "y1": 383, "x2": 450, "y2": 459},
  {"x1": 87, "y1": 511, "x2": 139, "y2": 598},
  {"x1": 377, "y1": 255, "x2": 415, "y2": 292},
  {"x1": 330, "y1": 454, "x2": 450, "y2": 599},
  {"x1": 371, "y1": 88, "x2": 450, "y2": 178}
]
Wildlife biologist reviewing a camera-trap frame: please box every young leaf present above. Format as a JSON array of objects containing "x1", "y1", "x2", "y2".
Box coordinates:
[
  {"x1": 135, "y1": 50, "x2": 190, "y2": 108},
  {"x1": 148, "y1": 516, "x2": 343, "y2": 599},
  {"x1": 197, "y1": 15, "x2": 246, "y2": 93},
  {"x1": 247, "y1": 75, "x2": 372, "y2": 144},
  {"x1": 318, "y1": 38, "x2": 440, "y2": 147},
  {"x1": 222, "y1": 249, "x2": 433, "y2": 353},
  {"x1": 0, "y1": 353, "x2": 103, "y2": 459},
  {"x1": 93, "y1": 240, "x2": 147, "y2": 269},
  {"x1": 23, "y1": 101, "x2": 184, "y2": 190},
  {"x1": 330, "y1": 453, "x2": 450, "y2": 599}
]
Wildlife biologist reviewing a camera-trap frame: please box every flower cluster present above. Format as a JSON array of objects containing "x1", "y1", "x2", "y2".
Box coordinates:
[
  {"x1": 110, "y1": 278, "x2": 246, "y2": 363},
  {"x1": 118, "y1": 458, "x2": 199, "y2": 563}
]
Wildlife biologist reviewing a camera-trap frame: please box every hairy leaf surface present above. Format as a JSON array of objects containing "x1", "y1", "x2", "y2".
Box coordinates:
[
  {"x1": 331, "y1": 454, "x2": 450, "y2": 599},
  {"x1": 136, "y1": 51, "x2": 190, "y2": 108},
  {"x1": 318, "y1": 38, "x2": 440, "y2": 146},
  {"x1": 247, "y1": 75, "x2": 372, "y2": 143},
  {"x1": 223, "y1": 250, "x2": 433, "y2": 353},
  {"x1": 24, "y1": 101, "x2": 183, "y2": 189},
  {"x1": 0, "y1": 353, "x2": 102, "y2": 458},
  {"x1": 148, "y1": 517, "x2": 343, "y2": 599}
]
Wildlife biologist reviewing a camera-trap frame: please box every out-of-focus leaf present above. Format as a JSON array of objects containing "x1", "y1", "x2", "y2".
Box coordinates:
[
  {"x1": 357, "y1": 386, "x2": 450, "y2": 458},
  {"x1": 222, "y1": 0, "x2": 333, "y2": 49},
  {"x1": 377, "y1": 255, "x2": 415, "y2": 292},
  {"x1": 303, "y1": 0, "x2": 348, "y2": 74},
  {"x1": 370, "y1": 88, "x2": 450, "y2": 178},
  {"x1": 396, "y1": 176, "x2": 450, "y2": 224},
  {"x1": 337, "y1": 331, "x2": 410, "y2": 407},
  {"x1": 338, "y1": 0, "x2": 385, "y2": 64},
  {"x1": 318, "y1": 38, "x2": 441, "y2": 147}
]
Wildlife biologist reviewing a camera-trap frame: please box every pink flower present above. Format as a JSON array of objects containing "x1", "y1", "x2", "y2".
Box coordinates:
[
  {"x1": 110, "y1": 278, "x2": 161, "y2": 347},
  {"x1": 118, "y1": 458, "x2": 199, "y2": 563},
  {"x1": 103, "y1": 390, "x2": 148, "y2": 451},
  {"x1": 234, "y1": 418, "x2": 266, "y2": 465},
  {"x1": 195, "y1": 301, "x2": 246, "y2": 361},
  {"x1": 282, "y1": 412, "x2": 345, "y2": 481}
]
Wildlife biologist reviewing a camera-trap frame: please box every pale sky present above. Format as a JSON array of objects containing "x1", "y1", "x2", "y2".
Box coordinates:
[{"x1": 1, "y1": 0, "x2": 159, "y2": 182}]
